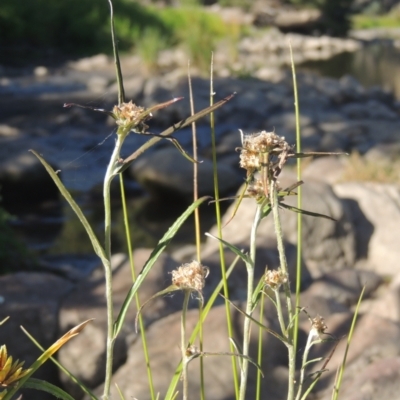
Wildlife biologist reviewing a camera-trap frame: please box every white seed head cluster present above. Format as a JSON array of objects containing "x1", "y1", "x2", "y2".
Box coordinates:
[
  {"x1": 264, "y1": 268, "x2": 288, "y2": 290},
  {"x1": 311, "y1": 315, "x2": 327, "y2": 335},
  {"x1": 112, "y1": 101, "x2": 149, "y2": 131},
  {"x1": 171, "y1": 261, "x2": 209, "y2": 292},
  {"x1": 239, "y1": 130, "x2": 291, "y2": 172}
]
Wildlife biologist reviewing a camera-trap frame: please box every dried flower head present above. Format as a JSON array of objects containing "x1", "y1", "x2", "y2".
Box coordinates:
[
  {"x1": 246, "y1": 178, "x2": 264, "y2": 199},
  {"x1": 0, "y1": 345, "x2": 30, "y2": 389},
  {"x1": 239, "y1": 130, "x2": 291, "y2": 172},
  {"x1": 264, "y1": 268, "x2": 288, "y2": 290},
  {"x1": 311, "y1": 315, "x2": 328, "y2": 337},
  {"x1": 112, "y1": 101, "x2": 150, "y2": 133},
  {"x1": 171, "y1": 261, "x2": 209, "y2": 292}
]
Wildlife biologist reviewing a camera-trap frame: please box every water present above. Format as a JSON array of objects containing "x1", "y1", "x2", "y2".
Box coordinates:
[{"x1": 298, "y1": 40, "x2": 400, "y2": 98}]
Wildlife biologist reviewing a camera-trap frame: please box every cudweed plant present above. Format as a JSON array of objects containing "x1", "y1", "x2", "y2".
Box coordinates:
[{"x1": 211, "y1": 129, "x2": 343, "y2": 400}]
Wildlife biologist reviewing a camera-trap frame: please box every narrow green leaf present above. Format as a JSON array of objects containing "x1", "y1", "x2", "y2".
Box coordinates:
[
  {"x1": 165, "y1": 136, "x2": 200, "y2": 164},
  {"x1": 280, "y1": 203, "x2": 336, "y2": 221},
  {"x1": 113, "y1": 196, "x2": 210, "y2": 337},
  {"x1": 291, "y1": 152, "x2": 347, "y2": 159},
  {"x1": 23, "y1": 378, "x2": 76, "y2": 400},
  {"x1": 220, "y1": 294, "x2": 288, "y2": 344},
  {"x1": 205, "y1": 232, "x2": 252, "y2": 265},
  {"x1": 332, "y1": 286, "x2": 366, "y2": 400},
  {"x1": 135, "y1": 285, "x2": 204, "y2": 333},
  {"x1": 115, "y1": 383, "x2": 126, "y2": 400},
  {"x1": 108, "y1": 0, "x2": 125, "y2": 105},
  {"x1": 29, "y1": 150, "x2": 108, "y2": 266}
]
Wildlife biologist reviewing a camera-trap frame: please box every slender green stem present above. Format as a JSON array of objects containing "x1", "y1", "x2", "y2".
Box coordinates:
[
  {"x1": 209, "y1": 53, "x2": 239, "y2": 397},
  {"x1": 295, "y1": 332, "x2": 315, "y2": 400},
  {"x1": 102, "y1": 131, "x2": 126, "y2": 400},
  {"x1": 290, "y1": 40, "x2": 302, "y2": 364},
  {"x1": 274, "y1": 289, "x2": 286, "y2": 336},
  {"x1": 119, "y1": 174, "x2": 155, "y2": 400},
  {"x1": 256, "y1": 291, "x2": 265, "y2": 400},
  {"x1": 181, "y1": 291, "x2": 191, "y2": 400},
  {"x1": 270, "y1": 180, "x2": 295, "y2": 400},
  {"x1": 188, "y1": 62, "x2": 205, "y2": 400},
  {"x1": 239, "y1": 204, "x2": 262, "y2": 400}
]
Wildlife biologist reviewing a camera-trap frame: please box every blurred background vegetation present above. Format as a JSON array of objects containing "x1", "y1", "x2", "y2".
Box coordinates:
[{"x1": 2, "y1": 0, "x2": 395, "y2": 67}]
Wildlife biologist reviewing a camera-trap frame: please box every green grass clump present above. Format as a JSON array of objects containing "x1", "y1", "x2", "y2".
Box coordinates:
[
  {"x1": 0, "y1": 0, "x2": 171, "y2": 57},
  {"x1": 157, "y1": 6, "x2": 234, "y2": 70},
  {"x1": 352, "y1": 13, "x2": 400, "y2": 29},
  {"x1": 0, "y1": 0, "x2": 241, "y2": 68}
]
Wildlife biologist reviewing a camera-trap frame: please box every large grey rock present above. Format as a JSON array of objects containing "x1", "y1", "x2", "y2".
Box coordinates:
[
  {"x1": 333, "y1": 182, "x2": 400, "y2": 275},
  {"x1": 130, "y1": 147, "x2": 241, "y2": 198},
  {"x1": 311, "y1": 313, "x2": 400, "y2": 396},
  {"x1": 206, "y1": 172, "x2": 356, "y2": 278}
]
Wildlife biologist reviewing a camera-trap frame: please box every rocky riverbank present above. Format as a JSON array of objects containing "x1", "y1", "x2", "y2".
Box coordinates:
[{"x1": 2, "y1": 32, "x2": 400, "y2": 399}]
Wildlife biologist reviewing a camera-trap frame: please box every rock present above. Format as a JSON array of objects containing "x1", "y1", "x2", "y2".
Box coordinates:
[
  {"x1": 301, "y1": 268, "x2": 382, "y2": 308},
  {"x1": 333, "y1": 182, "x2": 400, "y2": 276},
  {"x1": 325, "y1": 357, "x2": 400, "y2": 400},
  {"x1": 318, "y1": 120, "x2": 366, "y2": 152},
  {"x1": 206, "y1": 172, "x2": 356, "y2": 278},
  {"x1": 363, "y1": 271, "x2": 400, "y2": 322},
  {"x1": 129, "y1": 147, "x2": 242, "y2": 199},
  {"x1": 0, "y1": 124, "x2": 19, "y2": 136},
  {"x1": 274, "y1": 9, "x2": 323, "y2": 33},
  {"x1": 364, "y1": 142, "x2": 400, "y2": 163},
  {"x1": 311, "y1": 313, "x2": 400, "y2": 395},
  {"x1": 69, "y1": 54, "x2": 110, "y2": 72},
  {"x1": 38, "y1": 254, "x2": 101, "y2": 282},
  {"x1": 0, "y1": 272, "x2": 73, "y2": 400},
  {"x1": 302, "y1": 157, "x2": 347, "y2": 184}
]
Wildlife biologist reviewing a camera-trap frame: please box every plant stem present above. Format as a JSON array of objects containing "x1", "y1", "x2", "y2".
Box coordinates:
[
  {"x1": 119, "y1": 174, "x2": 155, "y2": 400},
  {"x1": 290, "y1": 39, "x2": 302, "y2": 365},
  {"x1": 270, "y1": 181, "x2": 295, "y2": 400},
  {"x1": 209, "y1": 53, "x2": 239, "y2": 397},
  {"x1": 295, "y1": 332, "x2": 315, "y2": 400},
  {"x1": 239, "y1": 204, "x2": 262, "y2": 400},
  {"x1": 256, "y1": 291, "x2": 265, "y2": 400},
  {"x1": 181, "y1": 290, "x2": 191, "y2": 400},
  {"x1": 103, "y1": 132, "x2": 126, "y2": 400}
]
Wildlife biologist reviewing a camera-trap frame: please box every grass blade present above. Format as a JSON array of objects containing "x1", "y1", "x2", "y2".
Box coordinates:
[
  {"x1": 113, "y1": 196, "x2": 210, "y2": 337},
  {"x1": 22, "y1": 378, "x2": 76, "y2": 400},
  {"x1": 331, "y1": 286, "x2": 365, "y2": 400},
  {"x1": 205, "y1": 232, "x2": 252, "y2": 265},
  {"x1": 29, "y1": 150, "x2": 108, "y2": 265}
]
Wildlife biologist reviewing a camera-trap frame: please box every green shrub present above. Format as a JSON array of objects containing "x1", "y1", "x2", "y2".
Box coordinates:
[
  {"x1": 0, "y1": 0, "x2": 171, "y2": 55},
  {"x1": 0, "y1": 0, "x2": 238, "y2": 69}
]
